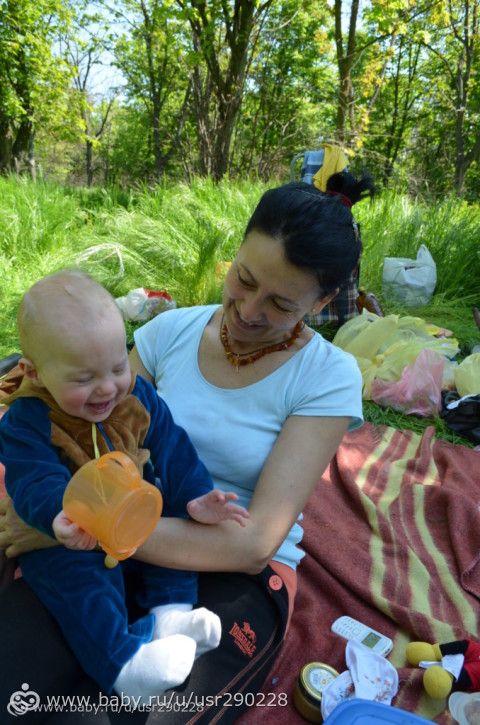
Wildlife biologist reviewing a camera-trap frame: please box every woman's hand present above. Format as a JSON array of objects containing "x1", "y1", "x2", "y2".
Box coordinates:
[{"x1": 0, "y1": 496, "x2": 57, "y2": 558}]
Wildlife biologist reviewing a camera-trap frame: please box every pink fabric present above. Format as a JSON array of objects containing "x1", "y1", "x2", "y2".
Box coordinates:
[{"x1": 371, "y1": 349, "x2": 444, "y2": 417}]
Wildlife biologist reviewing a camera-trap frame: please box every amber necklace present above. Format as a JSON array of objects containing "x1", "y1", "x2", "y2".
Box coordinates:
[{"x1": 220, "y1": 316, "x2": 304, "y2": 371}]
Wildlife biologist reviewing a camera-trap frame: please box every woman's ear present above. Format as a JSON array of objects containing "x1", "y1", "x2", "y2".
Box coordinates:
[
  {"x1": 311, "y1": 289, "x2": 339, "y2": 316},
  {"x1": 19, "y1": 357, "x2": 42, "y2": 384}
]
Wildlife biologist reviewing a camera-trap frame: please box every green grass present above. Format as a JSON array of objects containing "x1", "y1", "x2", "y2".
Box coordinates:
[
  {"x1": 0, "y1": 176, "x2": 266, "y2": 355},
  {"x1": 355, "y1": 191, "x2": 480, "y2": 348},
  {"x1": 1, "y1": 176, "x2": 479, "y2": 447}
]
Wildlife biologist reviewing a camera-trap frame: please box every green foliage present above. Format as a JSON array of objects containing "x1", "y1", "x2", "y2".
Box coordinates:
[
  {"x1": 0, "y1": 176, "x2": 266, "y2": 357},
  {"x1": 0, "y1": 0, "x2": 76, "y2": 169},
  {"x1": 2, "y1": 0, "x2": 475, "y2": 197},
  {"x1": 232, "y1": 0, "x2": 337, "y2": 177},
  {"x1": 357, "y1": 191, "x2": 480, "y2": 307},
  {"x1": 100, "y1": 105, "x2": 154, "y2": 183},
  {"x1": 393, "y1": 0, "x2": 480, "y2": 196},
  {"x1": 109, "y1": 1, "x2": 195, "y2": 179}
]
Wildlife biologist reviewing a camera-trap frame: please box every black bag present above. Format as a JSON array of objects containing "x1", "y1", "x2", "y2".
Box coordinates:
[{"x1": 441, "y1": 392, "x2": 480, "y2": 444}]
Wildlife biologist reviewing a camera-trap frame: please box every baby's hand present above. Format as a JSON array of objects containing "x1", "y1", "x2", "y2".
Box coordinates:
[
  {"x1": 52, "y1": 511, "x2": 97, "y2": 550},
  {"x1": 187, "y1": 490, "x2": 250, "y2": 527}
]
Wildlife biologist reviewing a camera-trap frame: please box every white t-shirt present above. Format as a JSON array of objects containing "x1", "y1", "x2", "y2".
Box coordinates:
[{"x1": 134, "y1": 305, "x2": 363, "y2": 569}]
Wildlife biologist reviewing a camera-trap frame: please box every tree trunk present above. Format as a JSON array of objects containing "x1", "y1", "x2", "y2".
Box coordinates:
[
  {"x1": 451, "y1": 0, "x2": 478, "y2": 195},
  {"x1": 0, "y1": 116, "x2": 13, "y2": 174},
  {"x1": 454, "y1": 103, "x2": 466, "y2": 196},
  {"x1": 191, "y1": 33, "x2": 213, "y2": 176},
  {"x1": 86, "y1": 138, "x2": 93, "y2": 186},
  {"x1": 455, "y1": 129, "x2": 480, "y2": 196},
  {"x1": 186, "y1": 0, "x2": 271, "y2": 181},
  {"x1": 11, "y1": 116, "x2": 36, "y2": 178},
  {"x1": 211, "y1": 90, "x2": 243, "y2": 181},
  {"x1": 383, "y1": 40, "x2": 419, "y2": 185},
  {"x1": 152, "y1": 96, "x2": 164, "y2": 179},
  {"x1": 334, "y1": 0, "x2": 359, "y2": 141}
]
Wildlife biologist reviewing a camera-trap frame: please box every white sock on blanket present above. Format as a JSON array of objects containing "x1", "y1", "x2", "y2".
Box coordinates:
[
  {"x1": 151, "y1": 603, "x2": 221, "y2": 657},
  {"x1": 113, "y1": 635, "x2": 196, "y2": 703}
]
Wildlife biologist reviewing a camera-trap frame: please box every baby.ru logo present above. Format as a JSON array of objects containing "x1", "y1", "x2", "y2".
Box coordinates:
[{"x1": 7, "y1": 683, "x2": 40, "y2": 716}]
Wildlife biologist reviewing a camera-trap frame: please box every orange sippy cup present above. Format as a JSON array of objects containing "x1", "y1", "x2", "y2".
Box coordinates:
[{"x1": 63, "y1": 451, "x2": 163, "y2": 562}]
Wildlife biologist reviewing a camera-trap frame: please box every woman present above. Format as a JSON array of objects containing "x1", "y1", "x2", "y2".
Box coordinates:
[{"x1": 0, "y1": 181, "x2": 364, "y2": 724}]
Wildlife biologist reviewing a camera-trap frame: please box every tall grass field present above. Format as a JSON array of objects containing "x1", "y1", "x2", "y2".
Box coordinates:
[{"x1": 1, "y1": 176, "x2": 479, "y2": 444}]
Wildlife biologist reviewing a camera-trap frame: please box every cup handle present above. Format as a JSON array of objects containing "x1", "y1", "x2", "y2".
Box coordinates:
[{"x1": 96, "y1": 451, "x2": 141, "y2": 487}]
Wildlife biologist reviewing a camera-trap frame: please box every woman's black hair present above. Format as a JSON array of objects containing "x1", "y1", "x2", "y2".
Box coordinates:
[
  {"x1": 326, "y1": 169, "x2": 375, "y2": 204},
  {"x1": 244, "y1": 178, "x2": 368, "y2": 295}
]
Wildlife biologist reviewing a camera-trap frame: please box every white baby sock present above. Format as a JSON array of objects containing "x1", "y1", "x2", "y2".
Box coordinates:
[
  {"x1": 151, "y1": 603, "x2": 222, "y2": 657},
  {"x1": 113, "y1": 634, "x2": 196, "y2": 704}
]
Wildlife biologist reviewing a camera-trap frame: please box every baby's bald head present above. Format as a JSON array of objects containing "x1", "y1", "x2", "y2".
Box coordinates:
[{"x1": 18, "y1": 271, "x2": 124, "y2": 367}]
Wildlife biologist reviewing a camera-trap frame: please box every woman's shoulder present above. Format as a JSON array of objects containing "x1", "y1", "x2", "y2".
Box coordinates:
[
  {"x1": 142, "y1": 304, "x2": 218, "y2": 333},
  {"x1": 286, "y1": 331, "x2": 363, "y2": 425},
  {"x1": 303, "y1": 329, "x2": 361, "y2": 377},
  {"x1": 169, "y1": 304, "x2": 220, "y2": 324},
  {"x1": 134, "y1": 304, "x2": 219, "y2": 347}
]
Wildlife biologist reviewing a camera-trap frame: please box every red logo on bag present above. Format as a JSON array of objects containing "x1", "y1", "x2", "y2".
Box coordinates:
[{"x1": 229, "y1": 621, "x2": 257, "y2": 658}]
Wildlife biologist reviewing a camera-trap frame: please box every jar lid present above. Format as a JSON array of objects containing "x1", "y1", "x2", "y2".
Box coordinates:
[{"x1": 298, "y1": 662, "x2": 339, "y2": 704}]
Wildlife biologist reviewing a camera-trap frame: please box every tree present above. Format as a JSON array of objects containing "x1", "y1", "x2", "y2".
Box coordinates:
[
  {"x1": 332, "y1": 0, "x2": 426, "y2": 146},
  {"x1": 363, "y1": 30, "x2": 422, "y2": 185},
  {"x1": 381, "y1": 36, "x2": 421, "y2": 184},
  {"x1": 179, "y1": 0, "x2": 274, "y2": 180},
  {"x1": 397, "y1": 0, "x2": 480, "y2": 196},
  {"x1": 425, "y1": 0, "x2": 480, "y2": 195},
  {"x1": 62, "y1": 6, "x2": 115, "y2": 186},
  {"x1": 0, "y1": 0, "x2": 73, "y2": 175},
  {"x1": 333, "y1": 0, "x2": 360, "y2": 140},
  {"x1": 231, "y1": 0, "x2": 336, "y2": 178},
  {"x1": 111, "y1": 0, "x2": 192, "y2": 180}
]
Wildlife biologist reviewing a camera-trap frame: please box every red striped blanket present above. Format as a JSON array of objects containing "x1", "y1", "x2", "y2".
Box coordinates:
[{"x1": 240, "y1": 423, "x2": 480, "y2": 725}]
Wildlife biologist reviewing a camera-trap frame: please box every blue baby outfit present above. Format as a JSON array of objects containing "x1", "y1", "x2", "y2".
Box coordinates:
[{"x1": 0, "y1": 374, "x2": 213, "y2": 692}]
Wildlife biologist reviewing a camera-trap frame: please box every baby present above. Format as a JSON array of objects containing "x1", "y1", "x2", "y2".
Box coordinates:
[{"x1": 0, "y1": 270, "x2": 248, "y2": 703}]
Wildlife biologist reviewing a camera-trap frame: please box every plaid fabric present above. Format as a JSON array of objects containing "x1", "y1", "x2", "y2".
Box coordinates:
[{"x1": 305, "y1": 264, "x2": 360, "y2": 326}]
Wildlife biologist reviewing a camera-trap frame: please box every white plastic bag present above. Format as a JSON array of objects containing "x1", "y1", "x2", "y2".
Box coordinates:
[
  {"x1": 382, "y1": 244, "x2": 437, "y2": 306},
  {"x1": 115, "y1": 288, "x2": 176, "y2": 322}
]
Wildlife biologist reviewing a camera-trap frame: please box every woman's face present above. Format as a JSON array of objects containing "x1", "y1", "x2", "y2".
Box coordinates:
[{"x1": 222, "y1": 230, "x2": 332, "y2": 344}]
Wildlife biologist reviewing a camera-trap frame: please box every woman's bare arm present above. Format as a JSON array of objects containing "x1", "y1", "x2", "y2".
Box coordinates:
[{"x1": 135, "y1": 415, "x2": 350, "y2": 574}]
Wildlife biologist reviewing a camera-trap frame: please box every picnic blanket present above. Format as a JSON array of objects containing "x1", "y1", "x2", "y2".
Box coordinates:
[
  {"x1": 0, "y1": 419, "x2": 479, "y2": 723},
  {"x1": 240, "y1": 422, "x2": 480, "y2": 725}
]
